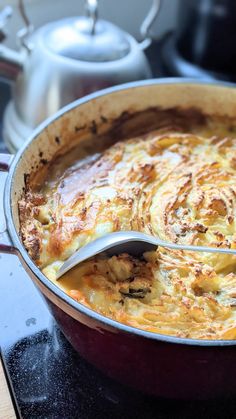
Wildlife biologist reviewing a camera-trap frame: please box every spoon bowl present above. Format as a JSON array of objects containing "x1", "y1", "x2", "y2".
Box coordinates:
[{"x1": 56, "y1": 231, "x2": 236, "y2": 279}]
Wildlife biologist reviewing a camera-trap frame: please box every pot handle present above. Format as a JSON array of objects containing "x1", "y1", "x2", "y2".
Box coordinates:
[{"x1": 0, "y1": 153, "x2": 18, "y2": 254}]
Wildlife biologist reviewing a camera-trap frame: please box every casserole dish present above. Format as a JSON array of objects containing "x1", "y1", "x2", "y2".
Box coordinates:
[{"x1": 1, "y1": 79, "x2": 236, "y2": 399}]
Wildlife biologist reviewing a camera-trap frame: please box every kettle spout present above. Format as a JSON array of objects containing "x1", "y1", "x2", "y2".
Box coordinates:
[{"x1": 0, "y1": 45, "x2": 23, "y2": 81}]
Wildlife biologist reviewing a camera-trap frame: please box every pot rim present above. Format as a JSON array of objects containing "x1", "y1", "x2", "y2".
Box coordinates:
[{"x1": 5, "y1": 77, "x2": 236, "y2": 347}]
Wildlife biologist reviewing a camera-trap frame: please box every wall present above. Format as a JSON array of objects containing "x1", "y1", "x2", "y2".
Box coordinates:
[{"x1": 0, "y1": 0, "x2": 179, "y2": 49}]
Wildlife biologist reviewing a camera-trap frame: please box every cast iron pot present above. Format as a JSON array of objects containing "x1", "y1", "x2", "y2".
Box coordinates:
[{"x1": 1, "y1": 79, "x2": 236, "y2": 400}]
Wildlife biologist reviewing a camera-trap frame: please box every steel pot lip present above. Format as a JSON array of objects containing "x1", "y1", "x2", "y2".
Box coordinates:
[{"x1": 5, "y1": 77, "x2": 236, "y2": 347}]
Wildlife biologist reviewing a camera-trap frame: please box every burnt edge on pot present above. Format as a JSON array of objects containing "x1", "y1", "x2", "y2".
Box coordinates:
[{"x1": 20, "y1": 105, "x2": 208, "y2": 191}]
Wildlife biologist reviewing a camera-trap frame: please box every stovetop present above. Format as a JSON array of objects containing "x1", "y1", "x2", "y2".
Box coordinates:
[{"x1": 1, "y1": 44, "x2": 236, "y2": 418}]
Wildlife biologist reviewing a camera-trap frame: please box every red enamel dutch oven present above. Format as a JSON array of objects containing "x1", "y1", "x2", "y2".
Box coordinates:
[{"x1": 1, "y1": 79, "x2": 236, "y2": 400}]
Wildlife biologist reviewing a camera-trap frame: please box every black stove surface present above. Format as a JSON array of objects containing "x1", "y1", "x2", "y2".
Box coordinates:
[{"x1": 1, "y1": 52, "x2": 236, "y2": 419}]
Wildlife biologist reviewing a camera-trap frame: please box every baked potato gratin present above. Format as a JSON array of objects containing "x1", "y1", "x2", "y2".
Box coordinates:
[{"x1": 19, "y1": 108, "x2": 236, "y2": 340}]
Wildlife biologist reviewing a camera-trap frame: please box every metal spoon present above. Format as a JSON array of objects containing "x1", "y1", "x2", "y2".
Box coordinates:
[{"x1": 56, "y1": 231, "x2": 236, "y2": 279}]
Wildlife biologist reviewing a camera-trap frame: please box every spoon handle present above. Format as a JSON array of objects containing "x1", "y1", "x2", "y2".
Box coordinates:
[{"x1": 157, "y1": 240, "x2": 236, "y2": 255}]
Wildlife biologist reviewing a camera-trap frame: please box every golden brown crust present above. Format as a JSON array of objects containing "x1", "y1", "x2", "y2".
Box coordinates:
[
  {"x1": 18, "y1": 192, "x2": 45, "y2": 261},
  {"x1": 18, "y1": 109, "x2": 236, "y2": 339}
]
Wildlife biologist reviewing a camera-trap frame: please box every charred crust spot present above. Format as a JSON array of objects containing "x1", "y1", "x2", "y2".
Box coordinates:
[
  {"x1": 80, "y1": 207, "x2": 87, "y2": 220},
  {"x1": 90, "y1": 120, "x2": 97, "y2": 135},
  {"x1": 24, "y1": 173, "x2": 30, "y2": 187},
  {"x1": 228, "y1": 125, "x2": 236, "y2": 133},
  {"x1": 40, "y1": 158, "x2": 48, "y2": 165},
  {"x1": 119, "y1": 111, "x2": 131, "y2": 122},
  {"x1": 100, "y1": 115, "x2": 108, "y2": 123},
  {"x1": 194, "y1": 223, "x2": 208, "y2": 233},
  {"x1": 120, "y1": 287, "x2": 151, "y2": 299},
  {"x1": 74, "y1": 125, "x2": 86, "y2": 133}
]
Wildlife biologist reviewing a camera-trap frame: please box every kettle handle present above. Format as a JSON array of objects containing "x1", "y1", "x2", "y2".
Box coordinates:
[
  {"x1": 17, "y1": 0, "x2": 34, "y2": 52},
  {"x1": 0, "y1": 6, "x2": 12, "y2": 42},
  {"x1": 139, "y1": 0, "x2": 162, "y2": 50},
  {"x1": 0, "y1": 6, "x2": 24, "y2": 80}
]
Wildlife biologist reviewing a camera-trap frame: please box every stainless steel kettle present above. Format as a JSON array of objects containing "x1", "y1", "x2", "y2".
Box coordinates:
[{"x1": 0, "y1": 0, "x2": 161, "y2": 151}]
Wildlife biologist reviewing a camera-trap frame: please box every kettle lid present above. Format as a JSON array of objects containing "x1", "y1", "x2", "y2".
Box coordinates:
[{"x1": 45, "y1": 17, "x2": 131, "y2": 62}]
